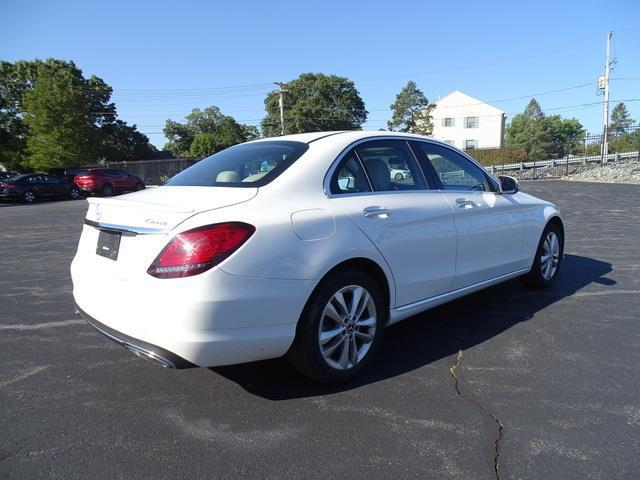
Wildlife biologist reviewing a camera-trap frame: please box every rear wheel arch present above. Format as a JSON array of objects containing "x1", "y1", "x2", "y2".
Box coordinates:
[{"x1": 309, "y1": 258, "x2": 391, "y2": 320}]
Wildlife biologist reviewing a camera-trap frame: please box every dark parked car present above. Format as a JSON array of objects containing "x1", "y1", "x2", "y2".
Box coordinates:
[
  {"x1": 0, "y1": 174, "x2": 82, "y2": 203},
  {"x1": 0, "y1": 171, "x2": 16, "y2": 182},
  {"x1": 74, "y1": 168, "x2": 145, "y2": 196},
  {"x1": 48, "y1": 167, "x2": 86, "y2": 184}
]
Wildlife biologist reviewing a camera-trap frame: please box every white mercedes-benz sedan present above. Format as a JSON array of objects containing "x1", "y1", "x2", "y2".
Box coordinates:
[{"x1": 71, "y1": 131, "x2": 564, "y2": 383}]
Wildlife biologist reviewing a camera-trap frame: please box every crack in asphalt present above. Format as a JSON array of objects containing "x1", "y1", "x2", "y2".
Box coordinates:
[{"x1": 449, "y1": 349, "x2": 504, "y2": 480}]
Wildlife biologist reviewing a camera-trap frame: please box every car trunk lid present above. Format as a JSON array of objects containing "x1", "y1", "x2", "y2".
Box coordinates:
[{"x1": 85, "y1": 186, "x2": 258, "y2": 231}]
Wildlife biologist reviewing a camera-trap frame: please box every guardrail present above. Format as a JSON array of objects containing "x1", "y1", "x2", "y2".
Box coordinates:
[{"x1": 486, "y1": 151, "x2": 639, "y2": 175}]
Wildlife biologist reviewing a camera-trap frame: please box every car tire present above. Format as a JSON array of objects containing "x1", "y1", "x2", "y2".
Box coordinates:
[
  {"x1": 22, "y1": 190, "x2": 36, "y2": 203},
  {"x1": 521, "y1": 222, "x2": 563, "y2": 288},
  {"x1": 102, "y1": 184, "x2": 114, "y2": 197},
  {"x1": 395, "y1": 173, "x2": 404, "y2": 180},
  {"x1": 69, "y1": 188, "x2": 81, "y2": 200},
  {"x1": 135, "y1": 182, "x2": 145, "y2": 191},
  {"x1": 287, "y1": 269, "x2": 386, "y2": 384}
]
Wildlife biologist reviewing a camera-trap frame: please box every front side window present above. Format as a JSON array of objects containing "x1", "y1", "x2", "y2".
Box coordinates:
[
  {"x1": 166, "y1": 141, "x2": 309, "y2": 187},
  {"x1": 330, "y1": 151, "x2": 371, "y2": 194},
  {"x1": 464, "y1": 116, "x2": 479, "y2": 128},
  {"x1": 355, "y1": 140, "x2": 426, "y2": 192},
  {"x1": 412, "y1": 142, "x2": 493, "y2": 192}
]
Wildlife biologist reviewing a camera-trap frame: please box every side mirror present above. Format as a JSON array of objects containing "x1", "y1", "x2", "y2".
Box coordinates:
[{"x1": 498, "y1": 175, "x2": 519, "y2": 194}]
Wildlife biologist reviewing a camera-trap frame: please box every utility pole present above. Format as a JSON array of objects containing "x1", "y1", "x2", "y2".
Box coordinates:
[
  {"x1": 598, "y1": 31, "x2": 615, "y2": 157},
  {"x1": 274, "y1": 82, "x2": 288, "y2": 136}
]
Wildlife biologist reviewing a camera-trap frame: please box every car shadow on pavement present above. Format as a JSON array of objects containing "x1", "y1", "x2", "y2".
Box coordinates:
[{"x1": 210, "y1": 254, "x2": 613, "y2": 400}]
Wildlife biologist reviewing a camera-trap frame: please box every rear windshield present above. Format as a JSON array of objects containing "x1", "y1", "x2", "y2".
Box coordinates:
[
  {"x1": 76, "y1": 170, "x2": 94, "y2": 177},
  {"x1": 165, "y1": 141, "x2": 309, "y2": 187}
]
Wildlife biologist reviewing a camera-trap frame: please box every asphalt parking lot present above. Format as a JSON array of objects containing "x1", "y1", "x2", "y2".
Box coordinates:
[{"x1": 1, "y1": 181, "x2": 639, "y2": 480}]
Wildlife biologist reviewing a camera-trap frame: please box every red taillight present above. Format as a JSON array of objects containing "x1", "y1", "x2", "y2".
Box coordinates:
[
  {"x1": 1, "y1": 183, "x2": 15, "y2": 188},
  {"x1": 147, "y1": 222, "x2": 255, "y2": 279}
]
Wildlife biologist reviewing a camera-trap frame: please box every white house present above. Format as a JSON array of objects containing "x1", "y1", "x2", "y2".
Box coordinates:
[{"x1": 428, "y1": 91, "x2": 505, "y2": 150}]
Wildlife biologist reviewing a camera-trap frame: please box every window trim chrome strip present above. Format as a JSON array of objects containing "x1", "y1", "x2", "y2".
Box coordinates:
[{"x1": 323, "y1": 135, "x2": 502, "y2": 198}]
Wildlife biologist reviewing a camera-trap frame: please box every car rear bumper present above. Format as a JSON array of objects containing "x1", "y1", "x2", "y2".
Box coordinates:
[
  {"x1": 0, "y1": 191, "x2": 19, "y2": 200},
  {"x1": 75, "y1": 304, "x2": 196, "y2": 368},
  {"x1": 71, "y1": 247, "x2": 314, "y2": 367}
]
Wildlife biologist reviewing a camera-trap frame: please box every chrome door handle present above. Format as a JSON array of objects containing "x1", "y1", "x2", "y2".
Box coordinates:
[
  {"x1": 363, "y1": 206, "x2": 391, "y2": 218},
  {"x1": 455, "y1": 198, "x2": 476, "y2": 208}
]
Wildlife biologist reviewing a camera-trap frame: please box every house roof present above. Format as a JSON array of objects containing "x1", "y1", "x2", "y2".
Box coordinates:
[{"x1": 434, "y1": 90, "x2": 505, "y2": 114}]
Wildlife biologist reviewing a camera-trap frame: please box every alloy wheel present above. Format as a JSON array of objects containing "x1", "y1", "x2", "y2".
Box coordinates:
[
  {"x1": 541, "y1": 231, "x2": 560, "y2": 280},
  {"x1": 318, "y1": 285, "x2": 377, "y2": 370}
]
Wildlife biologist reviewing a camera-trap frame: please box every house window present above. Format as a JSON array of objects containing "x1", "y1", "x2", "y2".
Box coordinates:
[
  {"x1": 464, "y1": 116, "x2": 479, "y2": 128},
  {"x1": 464, "y1": 140, "x2": 478, "y2": 150},
  {"x1": 442, "y1": 117, "x2": 455, "y2": 127}
]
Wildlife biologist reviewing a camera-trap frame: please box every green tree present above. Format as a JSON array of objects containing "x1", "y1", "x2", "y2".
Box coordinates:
[
  {"x1": 544, "y1": 115, "x2": 584, "y2": 158},
  {"x1": 100, "y1": 120, "x2": 157, "y2": 162},
  {"x1": 261, "y1": 73, "x2": 367, "y2": 137},
  {"x1": 189, "y1": 117, "x2": 246, "y2": 157},
  {"x1": 387, "y1": 81, "x2": 435, "y2": 134},
  {"x1": 164, "y1": 106, "x2": 257, "y2": 157},
  {"x1": 22, "y1": 62, "x2": 100, "y2": 171},
  {"x1": 609, "y1": 102, "x2": 634, "y2": 134},
  {"x1": 163, "y1": 119, "x2": 195, "y2": 157},
  {"x1": 0, "y1": 62, "x2": 27, "y2": 169},
  {"x1": 523, "y1": 98, "x2": 543, "y2": 119},
  {"x1": 0, "y1": 58, "x2": 141, "y2": 170},
  {"x1": 506, "y1": 99, "x2": 584, "y2": 160},
  {"x1": 505, "y1": 99, "x2": 548, "y2": 159}
]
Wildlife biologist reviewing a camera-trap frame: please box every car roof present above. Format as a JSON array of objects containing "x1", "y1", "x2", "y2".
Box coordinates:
[{"x1": 250, "y1": 130, "x2": 440, "y2": 145}]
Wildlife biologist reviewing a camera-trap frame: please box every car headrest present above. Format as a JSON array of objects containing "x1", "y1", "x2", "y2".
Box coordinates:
[
  {"x1": 216, "y1": 171, "x2": 240, "y2": 182},
  {"x1": 365, "y1": 158, "x2": 390, "y2": 191}
]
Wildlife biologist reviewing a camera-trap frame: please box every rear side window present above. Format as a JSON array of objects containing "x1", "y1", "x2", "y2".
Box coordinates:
[
  {"x1": 355, "y1": 140, "x2": 426, "y2": 192},
  {"x1": 44, "y1": 176, "x2": 60, "y2": 184},
  {"x1": 166, "y1": 141, "x2": 309, "y2": 187}
]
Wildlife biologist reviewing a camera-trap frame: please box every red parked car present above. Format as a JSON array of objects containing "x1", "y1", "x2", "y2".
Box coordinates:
[{"x1": 74, "y1": 168, "x2": 145, "y2": 196}]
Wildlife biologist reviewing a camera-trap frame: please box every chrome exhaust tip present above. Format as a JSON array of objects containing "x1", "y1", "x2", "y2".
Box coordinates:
[{"x1": 123, "y1": 343, "x2": 176, "y2": 368}]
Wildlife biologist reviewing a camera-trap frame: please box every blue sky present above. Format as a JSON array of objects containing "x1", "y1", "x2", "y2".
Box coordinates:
[{"x1": 2, "y1": 0, "x2": 639, "y2": 148}]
